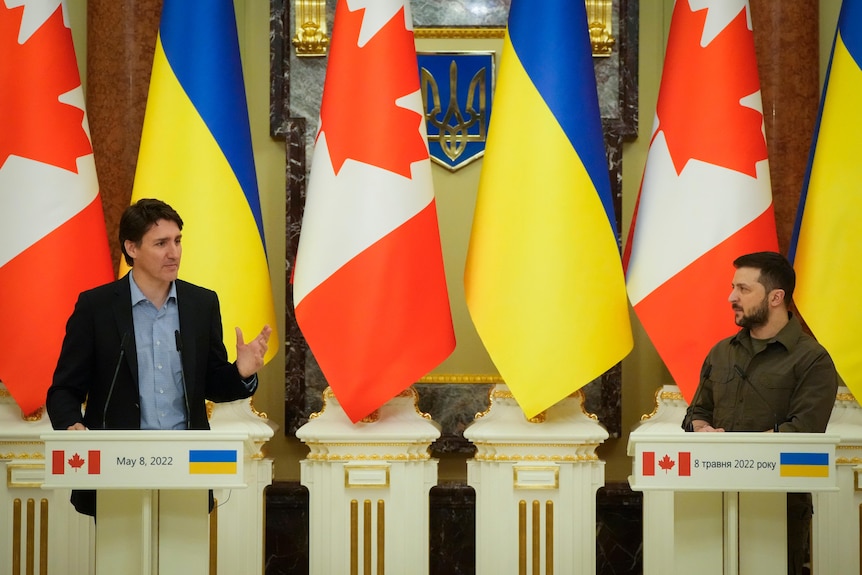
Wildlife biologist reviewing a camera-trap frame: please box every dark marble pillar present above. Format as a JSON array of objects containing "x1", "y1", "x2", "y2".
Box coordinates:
[
  {"x1": 750, "y1": 0, "x2": 820, "y2": 255},
  {"x1": 86, "y1": 0, "x2": 163, "y2": 271}
]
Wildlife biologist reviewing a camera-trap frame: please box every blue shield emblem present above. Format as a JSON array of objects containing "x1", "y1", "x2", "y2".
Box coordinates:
[{"x1": 418, "y1": 52, "x2": 494, "y2": 171}]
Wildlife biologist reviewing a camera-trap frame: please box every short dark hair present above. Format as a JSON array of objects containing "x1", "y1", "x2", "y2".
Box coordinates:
[
  {"x1": 733, "y1": 251, "x2": 795, "y2": 304},
  {"x1": 119, "y1": 199, "x2": 184, "y2": 267}
]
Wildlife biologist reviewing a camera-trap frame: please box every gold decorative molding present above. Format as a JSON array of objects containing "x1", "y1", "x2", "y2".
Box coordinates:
[
  {"x1": 640, "y1": 387, "x2": 681, "y2": 421},
  {"x1": 292, "y1": 0, "x2": 329, "y2": 56},
  {"x1": 836, "y1": 392, "x2": 858, "y2": 403},
  {"x1": 486, "y1": 387, "x2": 595, "y2": 423},
  {"x1": 513, "y1": 465, "x2": 559, "y2": 490},
  {"x1": 249, "y1": 397, "x2": 269, "y2": 420},
  {"x1": 7, "y1": 463, "x2": 44, "y2": 489},
  {"x1": 310, "y1": 386, "x2": 432, "y2": 421},
  {"x1": 360, "y1": 409, "x2": 380, "y2": 423},
  {"x1": 0, "y1": 452, "x2": 45, "y2": 461},
  {"x1": 586, "y1": 0, "x2": 615, "y2": 57},
  {"x1": 414, "y1": 27, "x2": 506, "y2": 40},
  {"x1": 474, "y1": 453, "x2": 599, "y2": 463},
  {"x1": 306, "y1": 452, "x2": 431, "y2": 462},
  {"x1": 527, "y1": 411, "x2": 547, "y2": 424},
  {"x1": 415, "y1": 3, "x2": 614, "y2": 58},
  {"x1": 418, "y1": 374, "x2": 504, "y2": 385}
]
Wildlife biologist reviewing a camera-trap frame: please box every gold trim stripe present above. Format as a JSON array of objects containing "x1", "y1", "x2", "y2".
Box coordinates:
[
  {"x1": 13, "y1": 499, "x2": 21, "y2": 574},
  {"x1": 350, "y1": 500, "x2": 358, "y2": 575},
  {"x1": 377, "y1": 500, "x2": 385, "y2": 575},
  {"x1": 417, "y1": 373, "x2": 504, "y2": 384},
  {"x1": 414, "y1": 27, "x2": 506, "y2": 40},
  {"x1": 210, "y1": 498, "x2": 218, "y2": 575},
  {"x1": 518, "y1": 500, "x2": 526, "y2": 575},
  {"x1": 546, "y1": 501, "x2": 554, "y2": 575},
  {"x1": 363, "y1": 500, "x2": 372, "y2": 575},
  {"x1": 27, "y1": 498, "x2": 35, "y2": 575},
  {"x1": 306, "y1": 452, "x2": 430, "y2": 462},
  {"x1": 475, "y1": 453, "x2": 599, "y2": 462},
  {"x1": 532, "y1": 500, "x2": 540, "y2": 574},
  {"x1": 40, "y1": 499, "x2": 48, "y2": 575}
]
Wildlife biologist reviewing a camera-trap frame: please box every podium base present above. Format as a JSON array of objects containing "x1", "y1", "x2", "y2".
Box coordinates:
[{"x1": 96, "y1": 490, "x2": 208, "y2": 575}]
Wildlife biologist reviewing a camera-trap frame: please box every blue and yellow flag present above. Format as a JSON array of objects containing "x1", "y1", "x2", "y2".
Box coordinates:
[
  {"x1": 779, "y1": 452, "x2": 830, "y2": 478},
  {"x1": 464, "y1": 0, "x2": 632, "y2": 418},
  {"x1": 790, "y1": 0, "x2": 861, "y2": 399},
  {"x1": 130, "y1": 0, "x2": 277, "y2": 363}
]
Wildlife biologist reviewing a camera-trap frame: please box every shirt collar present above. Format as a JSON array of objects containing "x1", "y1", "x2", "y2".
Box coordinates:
[
  {"x1": 732, "y1": 312, "x2": 801, "y2": 352},
  {"x1": 129, "y1": 269, "x2": 177, "y2": 306}
]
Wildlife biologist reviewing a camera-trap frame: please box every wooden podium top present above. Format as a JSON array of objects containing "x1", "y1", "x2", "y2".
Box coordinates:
[
  {"x1": 628, "y1": 432, "x2": 839, "y2": 492},
  {"x1": 41, "y1": 430, "x2": 248, "y2": 490}
]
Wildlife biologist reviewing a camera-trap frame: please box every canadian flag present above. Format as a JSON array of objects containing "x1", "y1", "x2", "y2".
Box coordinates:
[
  {"x1": 0, "y1": 1, "x2": 114, "y2": 415},
  {"x1": 51, "y1": 450, "x2": 101, "y2": 475},
  {"x1": 292, "y1": 0, "x2": 455, "y2": 422},
  {"x1": 624, "y1": 0, "x2": 778, "y2": 402},
  {"x1": 643, "y1": 451, "x2": 691, "y2": 477}
]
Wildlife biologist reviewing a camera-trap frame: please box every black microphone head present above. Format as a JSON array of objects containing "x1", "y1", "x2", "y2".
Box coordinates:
[{"x1": 174, "y1": 329, "x2": 182, "y2": 351}]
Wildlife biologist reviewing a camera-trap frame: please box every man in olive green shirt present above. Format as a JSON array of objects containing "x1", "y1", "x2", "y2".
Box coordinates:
[{"x1": 686, "y1": 251, "x2": 838, "y2": 575}]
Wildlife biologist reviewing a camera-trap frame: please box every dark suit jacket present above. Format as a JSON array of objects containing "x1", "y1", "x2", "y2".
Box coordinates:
[{"x1": 46, "y1": 273, "x2": 256, "y2": 515}]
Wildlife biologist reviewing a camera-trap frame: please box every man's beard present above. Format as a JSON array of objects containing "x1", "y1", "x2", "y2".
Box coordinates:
[{"x1": 735, "y1": 296, "x2": 769, "y2": 330}]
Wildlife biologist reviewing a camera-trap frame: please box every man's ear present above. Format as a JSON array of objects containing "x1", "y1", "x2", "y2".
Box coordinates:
[
  {"x1": 123, "y1": 240, "x2": 137, "y2": 260},
  {"x1": 770, "y1": 288, "x2": 785, "y2": 307}
]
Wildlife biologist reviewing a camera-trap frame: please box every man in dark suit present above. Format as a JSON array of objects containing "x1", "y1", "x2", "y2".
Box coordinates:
[{"x1": 46, "y1": 198, "x2": 272, "y2": 516}]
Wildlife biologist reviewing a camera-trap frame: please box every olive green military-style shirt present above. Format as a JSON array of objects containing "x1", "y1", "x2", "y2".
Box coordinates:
[{"x1": 689, "y1": 313, "x2": 838, "y2": 433}]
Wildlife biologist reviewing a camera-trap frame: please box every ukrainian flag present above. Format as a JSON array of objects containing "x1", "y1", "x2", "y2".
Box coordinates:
[
  {"x1": 790, "y1": 0, "x2": 862, "y2": 398},
  {"x1": 129, "y1": 0, "x2": 278, "y2": 362},
  {"x1": 464, "y1": 0, "x2": 632, "y2": 418},
  {"x1": 188, "y1": 449, "x2": 238, "y2": 475},
  {"x1": 779, "y1": 452, "x2": 829, "y2": 478}
]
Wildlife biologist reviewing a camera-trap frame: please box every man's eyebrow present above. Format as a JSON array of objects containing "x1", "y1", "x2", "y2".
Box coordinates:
[{"x1": 151, "y1": 233, "x2": 182, "y2": 242}]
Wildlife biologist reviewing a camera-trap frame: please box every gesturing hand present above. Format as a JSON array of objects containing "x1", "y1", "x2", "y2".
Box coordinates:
[{"x1": 235, "y1": 325, "x2": 273, "y2": 379}]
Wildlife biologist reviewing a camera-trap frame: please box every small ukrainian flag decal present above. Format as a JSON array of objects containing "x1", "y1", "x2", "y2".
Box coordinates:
[
  {"x1": 779, "y1": 452, "x2": 829, "y2": 477},
  {"x1": 189, "y1": 449, "x2": 238, "y2": 475}
]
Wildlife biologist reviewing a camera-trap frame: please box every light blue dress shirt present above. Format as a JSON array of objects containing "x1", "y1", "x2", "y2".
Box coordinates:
[{"x1": 129, "y1": 270, "x2": 186, "y2": 430}]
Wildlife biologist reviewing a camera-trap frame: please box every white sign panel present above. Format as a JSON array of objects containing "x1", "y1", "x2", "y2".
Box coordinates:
[
  {"x1": 42, "y1": 430, "x2": 247, "y2": 489},
  {"x1": 628, "y1": 432, "x2": 839, "y2": 492}
]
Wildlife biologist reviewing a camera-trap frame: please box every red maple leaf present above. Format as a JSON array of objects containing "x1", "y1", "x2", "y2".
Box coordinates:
[
  {"x1": 319, "y1": 0, "x2": 428, "y2": 178},
  {"x1": 0, "y1": 3, "x2": 92, "y2": 172},
  {"x1": 68, "y1": 453, "x2": 85, "y2": 472},
  {"x1": 658, "y1": 454, "x2": 676, "y2": 473},
  {"x1": 656, "y1": 4, "x2": 766, "y2": 177}
]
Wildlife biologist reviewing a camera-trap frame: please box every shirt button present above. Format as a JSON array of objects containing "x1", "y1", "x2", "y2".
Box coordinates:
[{"x1": 157, "y1": 364, "x2": 162, "y2": 370}]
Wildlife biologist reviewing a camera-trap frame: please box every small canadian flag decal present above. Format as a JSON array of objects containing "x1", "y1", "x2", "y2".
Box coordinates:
[
  {"x1": 51, "y1": 450, "x2": 101, "y2": 475},
  {"x1": 642, "y1": 451, "x2": 691, "y2": 476}
]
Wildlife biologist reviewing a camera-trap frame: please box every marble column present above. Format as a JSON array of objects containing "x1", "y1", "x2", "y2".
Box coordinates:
[
  {"x1": 750, "y1": 0, "x2": 820, "y2": 255},
  {"x1": 86, "y1": 0, "x2": 163, "y2": 271}
]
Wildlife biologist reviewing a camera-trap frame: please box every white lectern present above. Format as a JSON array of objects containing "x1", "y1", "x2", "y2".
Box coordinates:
[
  {"x1": 628, "y1": 432, "x2": 838, "y2": 575},
  {"x1": 42, "y1": 430, "x2": 247, "y2": 575}
]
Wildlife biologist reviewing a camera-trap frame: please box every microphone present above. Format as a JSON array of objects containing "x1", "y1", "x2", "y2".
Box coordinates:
[
  {"x1": 734, "y1": 364, "x2": 781, "y2": 432},
  {"x1": 175, "y1": 330, "x2": 191, "y2": 429},
  {"x1": 102, "y1": 331, "x2": 129, "y2": 429}
]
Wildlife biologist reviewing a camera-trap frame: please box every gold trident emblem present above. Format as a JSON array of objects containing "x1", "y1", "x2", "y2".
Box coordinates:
[{"x1": 421, "y1": 60, "x2": 488, "y2": 166}]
